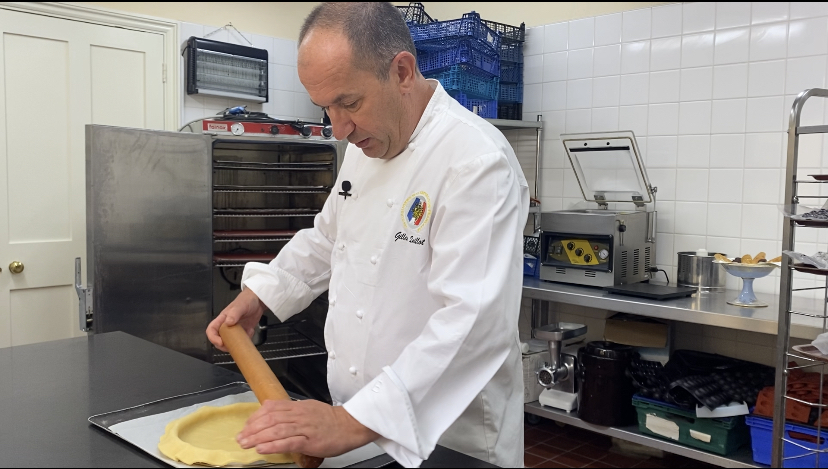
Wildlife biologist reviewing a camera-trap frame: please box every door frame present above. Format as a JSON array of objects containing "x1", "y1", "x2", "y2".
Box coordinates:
[{"x1": 0, "y1": 1, "x2": 180, "y2": 130}]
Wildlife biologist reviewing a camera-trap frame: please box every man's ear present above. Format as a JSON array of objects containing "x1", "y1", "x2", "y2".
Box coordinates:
[{"x1": 391, "y1": 51, "x2": 419, "y2": 92}]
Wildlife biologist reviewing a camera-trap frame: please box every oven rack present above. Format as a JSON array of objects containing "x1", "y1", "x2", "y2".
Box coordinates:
[
  {"x1": 212, "y1": 326, "x2": 326, "y2": 365},
  {"x1": 213, "y1": 185, "x2": 330, "y2": 194},
  {"x1": 213, "y1": 229, "x2": 298, "y2": 243},
  {"x1": 213, "y1": 252, "x2": 277, "y2": 268},
  {"x1": 213, "y1": 160, "x2": 333, "y2": 171},
  {"x1": 213, "y1": 208, "x2": 320, "y2": 217}
]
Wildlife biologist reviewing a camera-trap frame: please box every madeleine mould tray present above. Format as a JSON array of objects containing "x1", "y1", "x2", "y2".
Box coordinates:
[{"x1": 88, "y1": 382, "x2": 394, "y2": 468}]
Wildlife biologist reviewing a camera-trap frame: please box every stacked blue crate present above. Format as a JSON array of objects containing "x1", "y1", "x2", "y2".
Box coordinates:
[
  {"x1": 404, "y1": 9, "x2": 501, "y2": 119},
  {"x1": 481, "y1": 19, "x2": 525, "y2": 120}
]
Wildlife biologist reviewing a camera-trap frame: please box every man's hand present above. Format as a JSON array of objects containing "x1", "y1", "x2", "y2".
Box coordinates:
[
  {"x1": 206, "y1": 288, "x2": 267, "y2": 352},
  {"x1": 237, "y1": 399, "x2": 379, "y2": 458}
]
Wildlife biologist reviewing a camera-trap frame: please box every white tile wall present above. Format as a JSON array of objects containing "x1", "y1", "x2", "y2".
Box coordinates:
[
  {"x1": 178, "y1": 22, "x2": 321, "y2": 128},
  {"x1": 524, "y1": 2, "x2": 828, "y2": 297}
]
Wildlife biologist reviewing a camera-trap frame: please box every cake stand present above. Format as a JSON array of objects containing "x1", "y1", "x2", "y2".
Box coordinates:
[{"x1": 717, "y1": 262, "x2": 778, "y2": 308}]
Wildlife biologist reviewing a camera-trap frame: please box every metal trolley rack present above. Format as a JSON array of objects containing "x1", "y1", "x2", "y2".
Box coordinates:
[{"x1": 774, "y1": 88, "x2": 828, "y2": 466}]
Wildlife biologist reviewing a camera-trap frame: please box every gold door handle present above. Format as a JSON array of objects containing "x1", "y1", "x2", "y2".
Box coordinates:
[{"x1": 9, "y1": 261, "x2": 23, "y2": 274}]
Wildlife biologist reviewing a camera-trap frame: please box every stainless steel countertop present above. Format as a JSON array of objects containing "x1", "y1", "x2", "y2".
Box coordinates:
[{"x1": 523, "y1": 277, "x2": 826, "y2": 339}]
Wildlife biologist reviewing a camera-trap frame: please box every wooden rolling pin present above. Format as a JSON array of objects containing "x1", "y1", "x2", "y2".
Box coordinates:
[{"x1": 219, "y1": 323, "x2": 324, "y2": 469}]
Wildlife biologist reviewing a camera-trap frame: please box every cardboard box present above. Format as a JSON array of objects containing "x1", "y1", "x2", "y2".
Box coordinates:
[
  {"x1": 522, "y1": 350, "x2": 550, "y2": 403},
  {"x1": 604, "y1": 313, "x2": 672, "y2": 364}
]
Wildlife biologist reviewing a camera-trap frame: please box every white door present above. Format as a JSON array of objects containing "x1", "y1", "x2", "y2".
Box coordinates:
[{"x1": 0, "y1": 9, "x2": 166, "y2": 347}]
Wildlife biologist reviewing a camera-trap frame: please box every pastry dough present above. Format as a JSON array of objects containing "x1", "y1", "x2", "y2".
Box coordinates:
[{"x1": 158, "y1": 402, "x2": 291, "y2": 466}]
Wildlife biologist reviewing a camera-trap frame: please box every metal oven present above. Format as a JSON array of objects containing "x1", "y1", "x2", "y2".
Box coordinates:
[{"x1": 77, "y1": 116, "x2": 346, "y2": 402}]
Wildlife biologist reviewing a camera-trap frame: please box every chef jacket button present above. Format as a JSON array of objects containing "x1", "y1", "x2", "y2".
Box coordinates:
[
  {"x1": 370, "y1": 255, "x2": 377, "y2": 265},
  {"x1": 339, "y1": 242, "x2": 345, "y2": 250},
  {"x1": 329, "y1": 351, "x2": 336, "y2": 360},
  {"x1": 353, "y1": 192, "x2": 359, "y2": 199},
  {"x1": 349, "y1": 366, "x2": 357, "y2": 375},
  {"x1": 408, "y1": 143, "x2": 416, "y2": 151},
  {"x1": 330, "y1": 299, "x2": 336, "y2": 307},
  {"x1": 356, "y1": 309, "x2": 364, "y2": 319},
  {"x1": 386, "y1": 198, "x2": 394, "y2": 207}
]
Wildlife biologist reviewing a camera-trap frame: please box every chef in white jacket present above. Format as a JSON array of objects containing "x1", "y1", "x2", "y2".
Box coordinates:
[{"x1": 207, "y1": 3, "x2": 528, "y2": 467}]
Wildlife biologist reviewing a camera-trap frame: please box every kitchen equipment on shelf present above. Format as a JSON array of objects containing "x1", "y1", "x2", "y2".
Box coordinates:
[
  {"x1": 539, "y1": 131, "x2": 657, "y2": 287},
  {"x1": 79, "y1": 119, "x2": 346, "y2": 402},
  {"x1": 534, "y1": 322, "x2": 587, "y2": 412},
  {"x1": 578, "y1": 341, "x2": 637, "y2": 426},
  {"x1": 717, "y1": 262, "x2": 778, "y2": 308},
  {"x1": 677, "y1": 250, "x2": 727, "y2": 292}
]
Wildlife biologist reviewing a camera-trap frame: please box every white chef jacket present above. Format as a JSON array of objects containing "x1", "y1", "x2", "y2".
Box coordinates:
[{"x1": 242, "y1": 81, "x2": 529, "y2": 468}]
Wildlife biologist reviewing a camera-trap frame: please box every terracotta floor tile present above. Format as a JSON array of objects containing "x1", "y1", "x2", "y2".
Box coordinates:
[
  {"x1": 527, "y1": 443, "x2": 569, "y2": 460},
  {"x1": 526, "y1": 428, "x2": 555, "y2": 444},
  {"x1": 599, "y1": 452, "x2": 649, "y2": 467},
  {"x1": 584, "y1": 463, "x2": 616, "y2": 469},
  {"x1": 533, "y1": 459, "x2": 573, "y2": 468},
  {"x1": 631, "y1": 459, "x2": 668, "y2": 468},
  {"x1": 577, "y1": 446, "x2": 611, "y2": 461},
  {"x1": 552, "y1": 451, "x2": 597, "y2": 468},
  {"x1": 545, "y1": 435, "x2": 587, "y2": 451},
  {"x1": 525, "y1": 452, "x2": 547, "y2": 467}
]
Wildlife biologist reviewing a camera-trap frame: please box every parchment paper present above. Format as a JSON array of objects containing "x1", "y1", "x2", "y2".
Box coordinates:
[{"x1": 108, "y1": 391, "x2": 385, "y2": 468}]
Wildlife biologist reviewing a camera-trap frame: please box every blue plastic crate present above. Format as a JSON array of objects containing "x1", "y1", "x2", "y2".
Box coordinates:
[
  {"x1": 500, "y1": 63, "x2": 523, "y2": 83},
  {"x1": 498, "y1": 102, "x2": 522, "y2": 120},
  {"x1": 397, "y1": 2, "x2": 434, "y2": 25},
  {"x1": 500, "y1": 42, "x2": 524, "y2": 64},
  {"x1": 523, "y1": 254, "x2": 539, "y2": 276},
  {"x1": 425, "y1": 64, "x2": 499, "y2": 100},
  {"x1": 746, "y1": 414, "x2": 828, "y2": 467},
  {"x1": 417, "y1": 39, "x2": 500, "y2": 76},
  {"x1": 499, "y1": 82, "x2": 523, "y2": 103},
  {"x1": 409, "y1": 12, "x2": 501, "y2": 51},
  {"x1": 450, "y1": 92, "x2": 497, "y2": 118}
]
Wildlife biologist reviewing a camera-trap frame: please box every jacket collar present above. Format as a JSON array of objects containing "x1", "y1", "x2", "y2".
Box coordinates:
[{"x1": 408, "y1": 79, "x2": 449, "y2": 145}]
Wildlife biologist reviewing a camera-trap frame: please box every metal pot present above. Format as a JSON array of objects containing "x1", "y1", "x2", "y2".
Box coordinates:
[{"x1": 677, "y1": 251, "x2": 727, "y2": 292}]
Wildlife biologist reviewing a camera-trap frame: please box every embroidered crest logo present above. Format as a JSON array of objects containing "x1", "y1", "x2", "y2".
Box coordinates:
[{"x1": 401, "y1": 191, "x2": 431, "y2": 232}]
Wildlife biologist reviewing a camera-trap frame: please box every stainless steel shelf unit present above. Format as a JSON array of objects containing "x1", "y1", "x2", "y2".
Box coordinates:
[{"x1": 773, "y1": 88, "x2": 828, "y2": 467}]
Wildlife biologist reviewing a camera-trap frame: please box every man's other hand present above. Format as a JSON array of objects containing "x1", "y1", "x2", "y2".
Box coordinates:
[
  {"x1": 206, "y1": 288, "x2": 266, "y2": 352},
  {"x1": 237, "y1": 399, "x2": 379, "y2": 458}
]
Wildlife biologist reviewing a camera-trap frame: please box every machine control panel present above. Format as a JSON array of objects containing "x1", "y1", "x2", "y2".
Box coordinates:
[{"x1": 543, "y1": 233, "x2": 613, "y2": 271}]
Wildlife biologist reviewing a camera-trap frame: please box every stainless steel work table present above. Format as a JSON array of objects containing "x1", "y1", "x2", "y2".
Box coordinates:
[
  {"x1": 523, "y1": 277, "x2": 825, "y2": 340},
  {"x1": 0, "y1": 332, "x2": 495, "y2": 468},
  {"x1": 521, "y1": 278, "x2": 797, "y2": 468}
]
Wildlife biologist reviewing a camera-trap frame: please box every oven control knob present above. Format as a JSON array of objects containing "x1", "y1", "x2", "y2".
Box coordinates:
[
  {"x1": 584, "y1": 254, "x2": 593, "y2": 263},
  {"x1": 598, "y1": 249, "x2": 609, "y2": 260},
  {"x1": 566, "y1": 242, "x2": 575, "y2": 251},
  {"x1": 575, "y1": 248, "x2": 584, "y2": 257},
  {"x1": 322, "y1": 125, "x2": 333, "y2": 138},
  {"x1": 299, "y1": 125, "x2": 313, "y2": 137},
  {"x1": 269, "y1": 125, "x2": 280, "y2": 135}
]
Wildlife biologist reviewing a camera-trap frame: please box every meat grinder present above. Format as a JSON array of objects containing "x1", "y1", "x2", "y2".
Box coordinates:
[{"x1": 534, "y1": 322, "x2": 587, "y2": 412}]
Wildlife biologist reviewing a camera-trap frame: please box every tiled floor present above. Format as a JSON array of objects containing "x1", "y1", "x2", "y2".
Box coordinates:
[{"x1": 524, "y1": 419, "x2": 719, "y2": 468}]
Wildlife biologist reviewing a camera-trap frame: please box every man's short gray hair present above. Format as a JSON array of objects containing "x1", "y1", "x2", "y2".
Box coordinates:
[{"x1": 299, "y1": 2, "x2": 418, "y2": 80}]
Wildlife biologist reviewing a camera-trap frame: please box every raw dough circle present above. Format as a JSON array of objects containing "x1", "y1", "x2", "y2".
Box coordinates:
[{"x1": 158, "y1": 402, "x2": 291, "y2": 466}]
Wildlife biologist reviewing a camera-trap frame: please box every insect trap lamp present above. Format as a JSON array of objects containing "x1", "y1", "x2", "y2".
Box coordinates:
[{"x1": 184, "y1": 37, "x2": 269, "y2": 103}]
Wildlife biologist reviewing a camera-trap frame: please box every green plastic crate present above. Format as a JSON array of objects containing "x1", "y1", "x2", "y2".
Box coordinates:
[{"x1": 633, "y1": 396, "x2": 750, "y2": 456}]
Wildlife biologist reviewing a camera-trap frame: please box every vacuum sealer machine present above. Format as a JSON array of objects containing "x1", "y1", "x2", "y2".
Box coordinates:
[{"x1": 540, "y1": 131, "x2": 657, "y2": 287}]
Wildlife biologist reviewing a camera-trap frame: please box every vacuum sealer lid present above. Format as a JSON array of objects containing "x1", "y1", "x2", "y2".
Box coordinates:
[{"x1": 561, "y1": 131, "x2": 653, "y2": 205}]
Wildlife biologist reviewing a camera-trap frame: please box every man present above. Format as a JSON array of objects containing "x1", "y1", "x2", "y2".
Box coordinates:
[{"x1": 207, "y1": 3, "x2": 528, "y2": 467}]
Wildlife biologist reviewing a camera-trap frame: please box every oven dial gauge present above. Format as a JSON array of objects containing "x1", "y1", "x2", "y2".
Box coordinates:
[
  {"x1": 230, "y1": 123, "x2": 245, "y2": 136},
  {"x1": 598, "y1": 249, "x2": 609, "y2": 260}
]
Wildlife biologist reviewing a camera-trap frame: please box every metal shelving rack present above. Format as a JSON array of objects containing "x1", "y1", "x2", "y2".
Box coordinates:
[{"x1": 773, "y1": 88, "x2": 828, "y2": 467}]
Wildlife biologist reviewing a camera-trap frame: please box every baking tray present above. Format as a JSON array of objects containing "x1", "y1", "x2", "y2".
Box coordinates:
[
  {"x1": 809, "y1": 174, "x2": 828, "y2": 181},
  {"x1": 793, "y1": 263, "x2": 828, "y2": 276},
  {"x1": 792, "y1": 344, "x2": 828, "y2": 363},
  {"x1": 89, "y1": 382, "x2": 394, "y2": 468}
]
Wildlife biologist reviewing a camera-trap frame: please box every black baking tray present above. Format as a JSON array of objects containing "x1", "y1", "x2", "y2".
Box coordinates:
[{"x1": 604, "y1": 283, "x2": 696, "y2": 300}]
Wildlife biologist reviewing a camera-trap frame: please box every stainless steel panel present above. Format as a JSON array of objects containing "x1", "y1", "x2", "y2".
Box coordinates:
[{"x1": 85, "y1": 125, "x2": 213, "y2": 360}]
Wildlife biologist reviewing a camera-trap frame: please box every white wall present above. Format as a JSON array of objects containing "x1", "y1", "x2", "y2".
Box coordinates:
[
  {"x1": 178, "y1": 22, "x2": 322, "y2": 129},
  {"x1": 522, "y1": 2, "x2": 828, "y2": 298}
]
